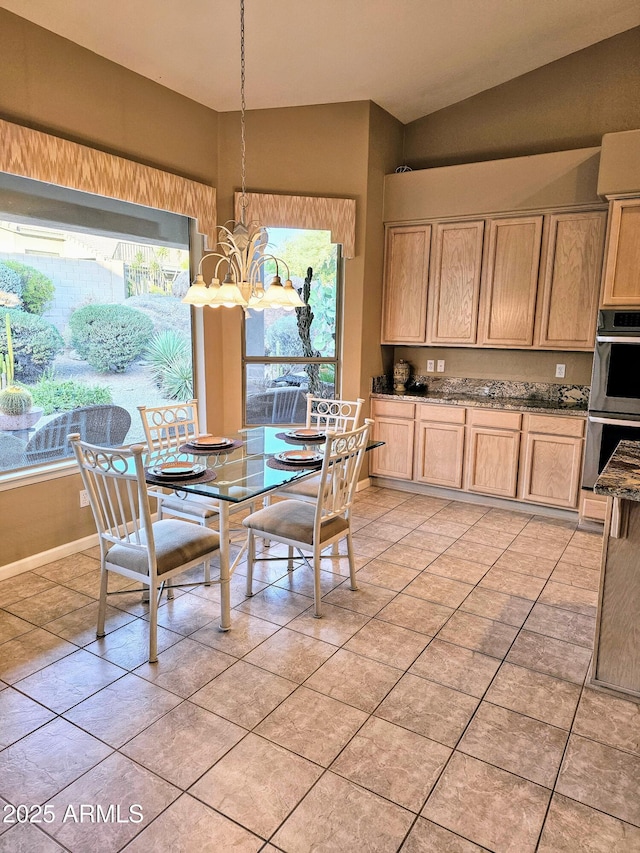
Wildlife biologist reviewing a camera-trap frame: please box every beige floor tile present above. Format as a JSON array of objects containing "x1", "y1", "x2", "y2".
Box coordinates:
[
  {"x1": 557, "y1": 734, "x2": 640, "y2": 827},
  {"x1": 479, "y1": 566, "x2": 547, "y2": 600},
  {"x1": 286, "y1": 603, "x2": 369, "y2": 645},
  {"x1": 400, "y1": 529, "x2": 457, "y2": 554},
  {"x1": 569, "y1": 530, "x2": 604, "y2": 553},
  {"x1": 422, "y1": 752, "x2": 551, "y2": 853},
  {"x1": 305, "y1": 648, "x2": 401, "y2": 712},
  {"x1": 190, "y1": 660, "x2": 296, "y2": 728},
  {"x1": 152, "y1": 592, "x2": 221, "y2": 635},
  {"x1": 560, "y1": 544, "x2": 602, "y2": 569},
  {"x1": 508, "y1": 534, "x2": 567, "y2": 561},
  {"x1": 433, "y1": 503, "x2": 489, "y2": 525},
  {"x1": 0, "y1": 573, "x2": 55, "y2": 609},
  {"x1": 523, "y1": 602, "x2": 595, "y2": 648},
  {"x1": 0, "y1": 822, "x2": 65, "y2": 852},
  {"x1": 43, "y1": 600, "x2": 136, "y2": 646},
  {"x1": 401, "y1": 818, "x2": 485, "y2": 852},
  {"x1": 34, "y1": 553, "x2": 100, "y2": 583},
  {"x1": 133, "y1": 637, "x2": 235, "y2": 697},
  {"x1": 60, "y1": 569, "x2": 139, "y2": 600},
  {"x1": 356, "y1": 558, "x2": 421, "y2": 591},
  {"x1": 85, "y1": 617, "x2": 182, "y2": 670},
  {"x1": 273, "y1": 565, "x2": 346, "y2": 598},
  {"x1": 360, "y1": 520, "x2": 414, "y2": 542},
  {"x1": 332, "y1": 716, "x2": 450, "y2": 812},
  {"x1": 187, "y1": 568, "x2": 267, "y2": 606},
  {"x1": 377, "y1": 594, "x2": 454, "y2": 636},
  {"x1": 47, "y1": 752, "x2": 179, "y2": 853},
  {"x1": 416, "y1": 517, "x2": 471, "y2": 539},
  {"x1": 460, "y1": 524, "x2": 517, "y2": 550},
  {"x1": 410, "y1": 639, "x2": 501, "y2": 698},
  {"x1": 549, "y1": 562, "x2": 601, "y2": 591},
  {"x1": 537, "y1": 580, "x2": 598, "y2": 617},
  {"x1": 444, "y1": 539, "x2": 504, "y2": 567},
  {"x1": 459, "y1": 586, "x2": 532, "y2": 627},
  {"x1": 484, "y1": 662, "x2": 581, "y2": 730},
  {"x1": 349, "y1": 499, "x2": 390, "y2": 520},
  {"x1": 190, "y1": 733, "x2": 321, "y2": 838},
  {"x1": 244, "y1": 627, "x2": 336, "y2": 682},
  {"x1": 506, "y1": 630, "x2": 592, "y2": 684},
  {"x1": 492, "y1": 550, "x2": 557, "y2": 579},
  {"x1": 0, "y1": 628, "x2": 76, "y2": 684},
  {"x1": 474, "y1": 507, "x2": 531, "y2": 535},
  {"x1": 459, "y1": 701, "x2": 568, "y2": 787},
  {"x1": 272, "y1": 771, "x2": 414, "y2": 853},
  {"x1": 522, "y1": 517, "x2": 575, "y2": 541},
  {"x1": 15, "y1": 648, "x2": 125, "y2": 713},
  {"x1": 3, "y1": 585, "x2": 95, "y2": 627},
  {"x1": 357, "y1": 487, "x2": 410, "y2": 509},
  {"x1": 573, "y1": 687, "x2": 640, "y2": 756},
  {"x1": 437, "y1": 611, "x2": 518, "y2": 659},
  {"x1": 235, "y1": 585, "x2": 312, "y2": 626},
  {"x1": 427, "y1": 554, "x2": 488, "y2": 585},
  {"x1": 538, "y1": 793, "x2": 640, "y2": 853},
  {"x1": 0, "y1": 610, "x2": 33, "y2": 644},
  {"x1": 403, "y1": 572, "x2": 474, "y2": 609},
  {"x1": 377, "y1": 508, "x2": 435, "y2": 530},
  {"x1": 0, "y1": 717, "x2": 111, "y2": 804},
  {"x1": 322, "y1": 578, "x2": 397, "y2": 615},
  {"x1": 375, "y1": 673, "x2": 478, "y2": 747},
  {"x1": 256, "y1": 685, "x2": 367, "y2": 765},
  {"x1": 379, "y1": 543, "x2": 440, "y2": 570},
  {"x1": 351, "y1": 534, "x2": 392, "y2": 559},
  {"x1": 0, "y1": 686, "x2": 56, "y2": 749},
  {"x1": 64, "y1": 672, "x2": 181, "y2": 747},
  {"x1": 190, "y1": 609, "x2": 279, "y2": 657},
  {"x1": 121, "y1": 701, "x2": 245, "y2": 788},
  {"x1": 344, "y1": 619, "x2": 430, "y2": 669}
]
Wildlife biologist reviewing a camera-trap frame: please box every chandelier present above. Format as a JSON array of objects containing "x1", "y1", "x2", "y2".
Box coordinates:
[{"x1": 182, "y1": 0, "x2": 305, "y2": 313}]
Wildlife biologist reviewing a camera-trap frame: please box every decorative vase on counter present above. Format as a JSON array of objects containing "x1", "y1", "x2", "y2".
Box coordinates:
[{"x1": 393, "y1": 359, "x2": 411, "y2": 393}]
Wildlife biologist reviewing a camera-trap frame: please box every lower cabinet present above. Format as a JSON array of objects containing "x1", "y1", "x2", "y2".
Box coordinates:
[
  {"x1": 519, "y1": 415, "x2": 584, "y2": 508},
  {"x1": 370, "y1": 400, "x2": 415, "y2": 480},
  {"x1": 414, "y1": 405, "x2": 465, "y2": 488}
]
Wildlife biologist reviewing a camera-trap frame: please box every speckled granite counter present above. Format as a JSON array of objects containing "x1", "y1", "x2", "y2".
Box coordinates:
[
  {"x1": 371, "y1": 391, "x2": 588, "y2": 417},
  {"x1": 594, "y1": 440, "x2": 640, "y2": 501}
]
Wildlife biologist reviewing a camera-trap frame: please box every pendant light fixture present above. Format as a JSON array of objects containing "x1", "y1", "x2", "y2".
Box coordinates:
[{"x1": 183, "y1": 0, "x2": 305, "y2": 313}]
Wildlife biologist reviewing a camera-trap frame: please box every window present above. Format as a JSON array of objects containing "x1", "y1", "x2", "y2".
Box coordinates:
[
  {"x1": 0, "y1": 174, "x2": 191, "y2": 475},
  {"x1": 244, "y1": 228, "x2": 341, "y2": 425}
]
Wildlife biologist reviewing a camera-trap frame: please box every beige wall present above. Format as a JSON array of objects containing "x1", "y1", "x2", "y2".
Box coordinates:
[{"x1": 404, "y1": 26, "x2": 640, "y2": 169}]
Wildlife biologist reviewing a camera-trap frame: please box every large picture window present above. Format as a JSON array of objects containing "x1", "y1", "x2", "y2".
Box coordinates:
[{"x1": 244, "y1": 228, "x2": 341, "y2": 425}]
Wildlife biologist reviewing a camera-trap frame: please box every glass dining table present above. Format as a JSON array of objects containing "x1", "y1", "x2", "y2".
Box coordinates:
[{"x1": 143, "y1": 426, "x2": 382, "y2": 631}]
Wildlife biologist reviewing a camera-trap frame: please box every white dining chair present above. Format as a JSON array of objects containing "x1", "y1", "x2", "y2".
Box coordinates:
[
  {"x1": 69, "y1": 434, "x2": 221, "y2": 663},
  {"x1": 243, "y1": 419, "x2": 372, "y2": 617}
]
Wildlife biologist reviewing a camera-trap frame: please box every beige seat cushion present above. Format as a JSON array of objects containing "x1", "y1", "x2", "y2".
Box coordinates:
[
  {"x1": 159, "y1": 493, "x2": 220, "y2": 519},
  {"x1": 107, "y1": 519, "x2": 220, "y2": 575},
  {"x1": 243, "y1": 499, "x2": 348, "y2": 546},
  {"x1": 281, "y1": 474, "x2": 321, "y2": 500}
]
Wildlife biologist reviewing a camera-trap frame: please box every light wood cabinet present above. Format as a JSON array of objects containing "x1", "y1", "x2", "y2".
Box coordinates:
[
  {"x1": 601, "y1": 197, "x2": 640, "y2": 307},
  {"x1": 427, "y1": 221, "x2": 484, "y2": 345},
  {"x1": 479, "y1": 216, "x2": 543, "y2": 347},
  {"x1": 370, "y1": 400, "x2": 415, "y2": 480},
  {"x1": 465, "y1": 411, "x2": 521, "y2": 498},
  {"x1": 381, "y1": 224, "x2": 431, "y2": 343},
  {"x1": 414, "y1": 405, "x2": 465, "y2": 488},
  {"x1": 537, "y1": 211, "x2": 606, "y2": 349},
  {"x1": 519, "y1": 414, "x2": 584, "y2": 509}
]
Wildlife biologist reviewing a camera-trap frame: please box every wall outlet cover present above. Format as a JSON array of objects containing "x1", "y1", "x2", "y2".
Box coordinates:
[
  {"x1": 437, "y1": 360, "x2": 445, "y2": 373},
  {"x1": 555, "y1": 364, "x2": 566, "y2": 378},
  {"x1": 427, "y1": 360, "x2": 435, "y2": 372},
  {"x1": 79, "y1": 490, "x2": 90, "y2": 508}
]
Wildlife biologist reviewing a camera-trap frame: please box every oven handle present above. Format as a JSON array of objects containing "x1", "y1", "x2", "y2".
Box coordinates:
[
  {"x1": 596, "y1": 336, "x2": 640, "y2": 344},
  {"x1": 588, "y1": 415, "x2": 640, "y2": 427}
]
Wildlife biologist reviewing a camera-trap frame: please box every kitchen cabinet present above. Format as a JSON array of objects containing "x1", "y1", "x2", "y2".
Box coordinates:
[
  {"x1": 381, "y1": 224, "x2": 431, "y2": 343},
  {"x1": 479, "y1": 216, "x2": 544, "y2": 347},
  {"x1": 465, "y1": 409, "x2": 522, "y2": 498},
  {"x1": 427, "y1": 221, "x2": 484, "y2": 345},
  {"x1": 414, "y1": 404, "x2": 465, "y2": 488},
  {"x1": 370, "y1": 399, "x2": 415, "y2": 479},
  {"x1": 519, "y1": 414, "x2": 584, "y2": 508},
  {"x1": 537, "y1": 211, "x2": 607, "y2": 349},
  {"x1": 600, "y1": 197, "x2": 640, "y2": 307}
]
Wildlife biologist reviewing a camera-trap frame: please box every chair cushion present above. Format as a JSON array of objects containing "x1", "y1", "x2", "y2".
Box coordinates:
[
  {"x1": 281, "y1": 474, "x2": 321, "y2": 500},
  {"x1": 159, "y1": 493, "x2": 220, "y2": 519},
  {"x1": 107, "y1": 519, "x2": 220, "y2": 576},
  {"x1": 242, "y1": 499, "x2": 348, "y2": 546}
]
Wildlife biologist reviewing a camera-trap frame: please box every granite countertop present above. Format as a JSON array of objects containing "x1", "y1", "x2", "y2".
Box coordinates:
[
  {"x1": 594, "y1": 440, "x2": 640, "y2": 501},
  {"x1": 371, "y1": 390, "x2": 588, "y2": 417}
]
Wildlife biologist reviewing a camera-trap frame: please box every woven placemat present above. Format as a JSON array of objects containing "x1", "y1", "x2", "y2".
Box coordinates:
[
  {"x1": 267, "y1": 457, "x2": 323, "y2": 472},
  {"x1": 275, "y1": 431, "x2": 326, "y2": 445},
  {"x1": 178, "y1": 438, "x2": 244, "y2": 455},
  {"x1": 145, "y1": 468, "x2": 217, "y2": 487}
]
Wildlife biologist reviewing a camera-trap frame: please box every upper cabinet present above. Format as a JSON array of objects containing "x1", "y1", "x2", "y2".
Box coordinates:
[
  {"x1": 479, "y1": 216, "x2": 543, "y2": 347},
  {"x1": 427, "y1": 221, "x2": 484, "y2": 345},
  {"x1": 537, "y1": 211, "x2": 607, "y2": 350},
  {"x1": 381, "y1": 224, "x2": 431, "y2": 343},
  {"x1": 601, "y1": 198, "x2": 640, "y2": 307}
]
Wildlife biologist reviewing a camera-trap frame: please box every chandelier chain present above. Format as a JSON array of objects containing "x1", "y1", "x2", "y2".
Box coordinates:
[{"x1": 240, "y1": 0, "x2": 247, "y2": 213}]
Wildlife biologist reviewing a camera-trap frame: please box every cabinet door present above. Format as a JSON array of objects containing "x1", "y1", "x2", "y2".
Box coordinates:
[
  {"x1": 427, "y1": 221, "x2": 484, "y2": 345},
  {"x1": 601, "y1": 198, "x2": 640, "y2": 307},
  {"x1": 415, "y1": 421, "x2": 465, "y2": 488},
  {"x1": 370, "y1": 417, "x2": 415, "y2": 479},
  {"x1": 538, "y1": 211, "x2": 606, "y2": 349},
  {"x1": 520, "y1": 433, "x2": 583, "y2": 508},
  {"x1": 466, "y1": 427, "x2": 520, "y2": 497},
  {"x1": 479, "y1": 216, "x2": 543, "y2": 347},
  {"x1": 381, "y1": 225, "x2": 431, "y2": 343}
]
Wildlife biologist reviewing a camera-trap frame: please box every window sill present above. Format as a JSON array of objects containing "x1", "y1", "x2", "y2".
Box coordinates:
[{"x1": 0, "y1": 459, "x2": 78, "y2": 491}]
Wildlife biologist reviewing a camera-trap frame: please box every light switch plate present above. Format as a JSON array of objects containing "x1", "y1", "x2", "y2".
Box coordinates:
[
  {"x1": 427, "y1": 359, "x2": 435, "y2": 372},
  {"x1": 555, "y1": 364, "x2": 566, "y2": 378},
  {"x1": 437, "y1": 360, "x2": 445, "y2": 373}
]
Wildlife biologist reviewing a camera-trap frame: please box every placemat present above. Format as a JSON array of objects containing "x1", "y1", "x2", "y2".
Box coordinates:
[
  {"x1": 178, "y1": 438, "x2": 244, "y2": 455},
  {"x1": 145, "y1": 468, "x2": 217, "y2": 487},
  {"x1": 267, "y1": 457, "x2": 323, "y2": 471},
  {"x1": 275, "y1": 431, "x2": 326, "y2": 445}
]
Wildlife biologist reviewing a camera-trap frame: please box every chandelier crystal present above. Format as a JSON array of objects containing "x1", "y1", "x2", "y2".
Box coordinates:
[{"x1": 182, "y1": 0, "x2": 305, "y2": 313}]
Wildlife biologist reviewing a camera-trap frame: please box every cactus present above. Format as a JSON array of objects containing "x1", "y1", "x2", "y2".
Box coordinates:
[
  {"x1": 0, "y1": 385, "x2": 33, "y2": 416},
  {"x1": 1, "y1": 313, "x2": 15, "y2": 388}
]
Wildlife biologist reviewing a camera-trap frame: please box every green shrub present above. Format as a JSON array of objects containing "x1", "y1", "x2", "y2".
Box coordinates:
[
  {"x1": 30, "y1": 376, "x2": 112, "y2": 416},
  {"x1": 0, "y1": 309, "x2": 64, "y2": 382},
  {"x1": 3, "y1": 261, "x2": 54, "y2": 315},
  {"x1": 0, "y1": 263, "x2": 22, "y2": 300},
  {"x1": 69, "y1": 303, "x2": 153, "y2": 373},
  {"x1": 145, "y1": 330, "x2": 193, "y2": 400},
  {"x1": 159, "y1": 355, "x2": 193, "y2": 400}
]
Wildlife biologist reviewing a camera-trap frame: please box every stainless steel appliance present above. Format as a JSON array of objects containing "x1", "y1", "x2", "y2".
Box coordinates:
[{"x1": 583, "y1": 310, "x2": 640, "y2": 489}]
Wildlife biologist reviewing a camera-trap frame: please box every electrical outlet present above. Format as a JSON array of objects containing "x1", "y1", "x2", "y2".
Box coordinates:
[
  {"x1": 437, "y1": 359, "x2": 445, "y2": 373},
  {"x1": 555, "y1": 364, "x2": 566, "y2": 379},
  {"x1": 79, "y1": 489, "x2": 90, "y2": 508},
  {"x1": 426, "y1": 359, "x2": 435, "y2": 372}
]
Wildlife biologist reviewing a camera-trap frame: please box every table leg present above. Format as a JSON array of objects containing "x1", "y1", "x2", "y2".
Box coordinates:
[{"x1": 219, "y1": 502, "x2": 231, "y2": 631}]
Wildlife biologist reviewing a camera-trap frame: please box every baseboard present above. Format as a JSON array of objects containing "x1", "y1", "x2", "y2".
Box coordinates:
[
  {"x1": 356, "y1": 478, "x2": 371, "y2": 492},
  {"x1": 0, "y1": 532, "x2": 100, "y2": 581}
]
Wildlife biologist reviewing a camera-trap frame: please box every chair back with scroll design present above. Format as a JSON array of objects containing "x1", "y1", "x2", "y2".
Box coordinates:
[
  {"x1": 137, "y1": 400, "x2": 199, "y2": 452},
  {"x1": 313, "y1": 419, "x2": 371, "y2": 529},
  {"x1": 306, "y1": 396, "x2": 364, "y2": 433}
]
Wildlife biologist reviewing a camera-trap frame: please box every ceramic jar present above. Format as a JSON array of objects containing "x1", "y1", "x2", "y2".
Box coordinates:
[{"x1": 393, "y1": 359, "x2": 410, "y2": 393}]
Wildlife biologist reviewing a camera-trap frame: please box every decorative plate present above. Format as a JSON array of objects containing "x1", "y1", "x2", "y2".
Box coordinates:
[
  {"x1": 149, "y1": 462, "x2": 206, "y2": 479},
  {"x1": 275, "y1": 450, "x2": 323, "y2": 465},
  {"x1": 286, "y1": 428, "x2": 326, "y2": 439},
  {"x1": 190, "y1": 435, "x2": 234, "y2": 448}
]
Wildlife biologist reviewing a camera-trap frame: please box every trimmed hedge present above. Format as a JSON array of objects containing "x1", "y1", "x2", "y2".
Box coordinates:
[
  {"x1": 69, "y1": 303, "x2": 154, "y2": 373},
  {"x1": 30, "y1": 377, "x2": 112, "y2": 415},
  {"x1": 0, "y1": 309, "x2": 64, "y2": 382},
  {"x1": 0, "y1": 264, "x2": 22, "y2": 300},
  {"x1": 2, "y1": 261, "x2": 55, "y2": 315}
]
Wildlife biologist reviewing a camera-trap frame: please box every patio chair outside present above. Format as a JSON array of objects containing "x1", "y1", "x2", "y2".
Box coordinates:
[{"x1": 24, "y1": 404, "x2": 131, "y2": 465}]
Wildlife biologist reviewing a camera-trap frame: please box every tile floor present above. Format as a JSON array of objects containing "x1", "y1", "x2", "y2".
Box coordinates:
[{"x1": 1, "y1": 488, "x2": 640, "y2": 852}]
